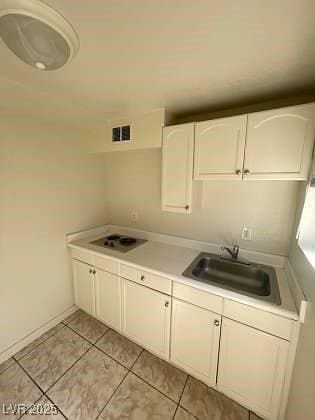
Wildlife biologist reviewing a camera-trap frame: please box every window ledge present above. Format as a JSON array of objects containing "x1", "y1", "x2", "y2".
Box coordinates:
[{"x1": 299, "y1": 243, "x2": 315, "y2": 269}]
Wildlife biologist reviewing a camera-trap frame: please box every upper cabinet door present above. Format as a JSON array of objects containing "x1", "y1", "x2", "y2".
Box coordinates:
[
  {"x1": 194, "y1": 115, "x2": 247, "y2": 180},
  {"x1": 244, "y1": 104, "x2": 315, "y2": 180},
  {"x1": 162, "y1": 123, "x2": 194, "y2": 213}
]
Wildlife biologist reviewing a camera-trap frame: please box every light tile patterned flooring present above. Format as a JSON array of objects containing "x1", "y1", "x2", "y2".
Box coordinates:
[{"x1": 0, "y1": 310, "x2": 262, "y2": 420}]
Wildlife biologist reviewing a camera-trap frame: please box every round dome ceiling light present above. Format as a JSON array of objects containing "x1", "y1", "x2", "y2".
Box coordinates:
[{"x1": 0, "y1": 0, "x2": 79, "y2": 71}]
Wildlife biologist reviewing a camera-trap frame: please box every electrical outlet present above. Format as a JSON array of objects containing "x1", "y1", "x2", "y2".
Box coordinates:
[
  {"x1": 241, "y1": 227, "x2": 252, "y2": 241},
  {"x1": 130, "y1": 212, "x2": 138, "y2": 222}
]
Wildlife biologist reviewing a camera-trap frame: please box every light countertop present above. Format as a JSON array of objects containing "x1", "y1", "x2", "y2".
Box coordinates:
[{"x1": 68, "y1": 228, "x2": 299, "y2": 321}]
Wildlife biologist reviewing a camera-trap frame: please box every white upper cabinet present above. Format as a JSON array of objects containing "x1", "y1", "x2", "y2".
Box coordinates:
[
  {"x1": 162, "y1": 123, "x2": 194, "y2": 213},
  {"x1": 194, "y1": 115, "x2": 247, "y2": 180},
  {"x1": 244, "y1": 104, "x2": 315, "y2": 180},
  {"x1": 72, "y1": 259, "x2": 96, "y2": 316},
  {"x1": 217, "y1": 318, "x2": 289, "y2": 420}
]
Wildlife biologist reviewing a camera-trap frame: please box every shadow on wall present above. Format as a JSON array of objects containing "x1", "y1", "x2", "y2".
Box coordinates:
[{"x1": 104, "y1": 148, "x2": 300, "y2": 256}]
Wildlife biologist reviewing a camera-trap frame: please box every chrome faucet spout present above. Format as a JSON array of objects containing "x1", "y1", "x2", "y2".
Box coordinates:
[{"x1": 221, "y1": 244, "x2": 239, "y2": 260}]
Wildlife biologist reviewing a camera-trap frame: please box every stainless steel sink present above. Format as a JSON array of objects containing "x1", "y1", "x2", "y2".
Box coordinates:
[{"x1": 183, "y1": 253, "x2": 281, "y2": 305}]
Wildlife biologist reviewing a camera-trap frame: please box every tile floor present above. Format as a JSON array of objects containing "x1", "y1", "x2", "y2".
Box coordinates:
[{"x1": 0, "y1": 310, "x2": 263, "y2": 420}]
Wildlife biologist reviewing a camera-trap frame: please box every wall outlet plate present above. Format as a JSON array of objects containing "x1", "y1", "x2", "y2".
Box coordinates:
[
  {"x1": 130, "y1": 212, "x2": 138, "y2": 222},
  {"x1": 242, "y1": 227, "x2": 252, "y2": 241}
]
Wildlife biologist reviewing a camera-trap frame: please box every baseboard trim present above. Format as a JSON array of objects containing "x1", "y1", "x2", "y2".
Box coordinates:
[{"x1": 0, "y1": 305, "x2": 78, "y2": 365}]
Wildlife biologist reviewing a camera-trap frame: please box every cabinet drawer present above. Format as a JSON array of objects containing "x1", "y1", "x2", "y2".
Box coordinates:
[
  {"x1": 71, "y1": 248, "x2": 93, "y2": 265},
  {"x1": 120, "y1": 264, "x2": 172, "y2": 295},
  {"x1": 223, "y1": 299, "x2": 293, "y2": 341},
  {"x1": 93, "y1": 255, "x2": 119, "y2": 275},
  {"x1": 173, "y1": 282, "x2": 223, "y2": 314}
]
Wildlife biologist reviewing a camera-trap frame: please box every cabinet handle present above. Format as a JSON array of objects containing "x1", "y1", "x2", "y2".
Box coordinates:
[
  {"x1": 244, "y1": 169, "x2": 250, "y2": 175},
  {"x1": 89, "y1": 269, "x2": 93, "y2": 274},
  {"x1": 93, "y1": 269, "x2": 96, "y2": 275},
  {"x1": 140, "y1": 275, "x2": 145, "y2": 281},
  {"x1": 235, "y1": 169, "x2": 242, "y2": 175},
  {"x1": 185, "y1": 205, "x2": 189, "y2": 210},
  {"x1": 165, "y1": 301, "x2": 169, "y2": 308},
  {"x1": 214, "y1": 319, "x2": 220, "y2": 327}
]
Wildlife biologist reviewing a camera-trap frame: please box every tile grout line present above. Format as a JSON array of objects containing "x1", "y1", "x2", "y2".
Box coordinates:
[
  {"x1": 11, "y1": 314, "x2": 248, "y2": 420},
  {"x1": 10, "y1": 313, "x2": 185, "y2": 414},
  {"x1": 0, "y1": 359, "x2": 17, "y2": 376},
  {"x1": 93, "y1": 338, "x2": 182, "y2": 406},
  {"x1": 172, "y1": 374, "x2": 190, "y2": 419},
  {"x1": 95, "y1": 369, "x2": 129, "y2": 420},
  {"x1": 43, "y1": 393, "x2": 69, "y2": 420},
  {"x1": 45, "y1": 344, "x2": 93, "y2": 394},
  {"x1": 65, "y1": 322, "x2": 108, "y2": 345},
  {"x1": 12, "y1": 323, "x2": 66, "y2": 363},
  {"x1": 14, "y1": 359, "x2": 68, "y2": 420}
]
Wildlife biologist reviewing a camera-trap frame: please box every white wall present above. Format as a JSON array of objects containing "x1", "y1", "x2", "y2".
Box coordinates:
[
  {"x1": 0, "y1": 119, "x2": 108, "y2": 355},
  {"x1": 104, "y1": 148, "x2": 299, "y2": 255},
  {"x1": 286, "y1": 184, "x2": 315, "y2": 420}
]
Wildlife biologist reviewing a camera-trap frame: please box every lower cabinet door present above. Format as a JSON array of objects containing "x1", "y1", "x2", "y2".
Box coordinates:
[
  {"x1": 217, "y1": 318, "x2": 289, "y2": 419},
  {"x1": 95, "y1": 269, "x2": 122, "y2": 331},
  {"x1": 122, "y1": 279, "x2": 171, "y2": 359},
  {"x1": 171, "y1": 299, "x2": 221, "y2": 386},
  {"x1": 72, "y1": 259, "x2": 95, "y2": 316}
]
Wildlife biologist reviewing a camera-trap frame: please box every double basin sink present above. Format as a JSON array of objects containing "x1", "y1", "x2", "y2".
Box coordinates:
[{"x1": 183, "y1": 253, "x2": 281, "y2": 305}]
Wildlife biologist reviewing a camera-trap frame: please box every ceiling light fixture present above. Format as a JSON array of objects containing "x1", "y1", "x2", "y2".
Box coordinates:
[{"x1": 0, "y1": 0, "x2": 79, "y2": 71}]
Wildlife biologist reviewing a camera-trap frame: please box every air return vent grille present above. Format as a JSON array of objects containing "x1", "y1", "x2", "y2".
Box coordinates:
[{"x1": 112, "y1": 125, "x2": 131, "y2": 143}]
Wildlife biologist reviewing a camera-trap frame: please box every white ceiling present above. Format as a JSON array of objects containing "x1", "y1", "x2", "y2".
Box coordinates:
[{"x1": 1, "y1": 0, "x2": 315, "y2": 128}]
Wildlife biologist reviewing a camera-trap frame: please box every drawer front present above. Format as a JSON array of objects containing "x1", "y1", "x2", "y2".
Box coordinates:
[
  {"x1": 120, "y1": 264, "x2": 172, "y2": 295},
  {"x1": 223, "y1": 299, "x2": 293, "y2": 341},
  {"x1": 71, "y1": 248, "x2": 93, "y2": 265},
  {"x1": 93, "y1": 255, "x2": 119, "y2": 275},
  {"x1": 173, "y1": 282, "x2": 223, "y2": 314}
]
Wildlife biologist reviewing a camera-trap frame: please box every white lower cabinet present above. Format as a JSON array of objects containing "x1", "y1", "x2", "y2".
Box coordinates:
[
  {"x1": 217, "y1": 318, "x2": 289, "y2": 420},
  {"x1": 122, "y1": 279, "x2": 171, "y2": 359},
  {"x1": 95, "y1": 269, "x2": 121, "y2": 332},
  {"x1": 72, "y1": 259, "x2": 96, "y2": 316},
  {"x1": 171, "y1": 299, "x2": 221, "y2": 386},
  {"x1": 71, "y1": 250, "x2": 295, "y2": 420}
]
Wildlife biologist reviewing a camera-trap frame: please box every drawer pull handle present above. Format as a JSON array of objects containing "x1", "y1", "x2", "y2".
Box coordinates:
[
  {"x1": 93, "y1": 270, "x2": 96, "y2": 275},
  {"x1": 214, "y1": 319, "x2": 220, "y2": 327},
  {"x1": 89, "y1": 269, "x2": 93, "y2": 274},
  {"x1": 165, "y1": 301, "x2": 169, "y2": 308},
  {"x1": 141, "y1": 275, "x2": 145, "y2": 281}
]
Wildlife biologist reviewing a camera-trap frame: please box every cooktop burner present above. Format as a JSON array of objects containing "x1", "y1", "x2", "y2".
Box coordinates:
[
  {"x1": 120, "y1": 237, "x2": 137, "y2": 246},
  {"x1": 107, "y1": 234, "x2": 121, "y2": 241},
  {"x1": 90, "y1": 233, "x2": 147, "y2": 253}
]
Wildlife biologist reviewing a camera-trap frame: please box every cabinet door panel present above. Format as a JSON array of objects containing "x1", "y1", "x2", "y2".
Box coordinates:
[
  {"x1": 72, "y1": 259, "x2": 95, "y2": 316},
  {"x1": 122, "y1": 280, "x2": 171, "y2": 359},
  {"x1": 171, "y1": 299, "x2": 221, "y2": 386},
  {"x1": 194, "y1": 115, "x2": 247, "y2": 180},
  {"x1": 244, "y1": 104, "x2": 315, "y2": 180},
  {"x1": 162, "y1": 123, "x2": 194, "y2": 213},
  {"x1": 218, "y1": 318, "x2": 289, "y2": 419},
  {"x1": 95, "y1": 269, "x2": 121, "y2": 331}
]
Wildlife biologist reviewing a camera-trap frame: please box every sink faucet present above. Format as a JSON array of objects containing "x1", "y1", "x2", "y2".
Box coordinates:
[{"x1": 221, "y1": 244, "x2": 240, "y2": 260}]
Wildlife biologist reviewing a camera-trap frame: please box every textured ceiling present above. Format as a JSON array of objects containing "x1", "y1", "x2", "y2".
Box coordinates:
[{"x1": 1, "y1": 0, "x2": 315, "y2": 128}]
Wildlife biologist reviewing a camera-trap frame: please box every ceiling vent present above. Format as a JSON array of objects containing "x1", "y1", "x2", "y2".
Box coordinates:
[
  {"x1": 112, "y1": 125, "x2": 131, "y2": 143},
  {"x1": 0, "y1": 0, "x2": 79, "y2": 71}
]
